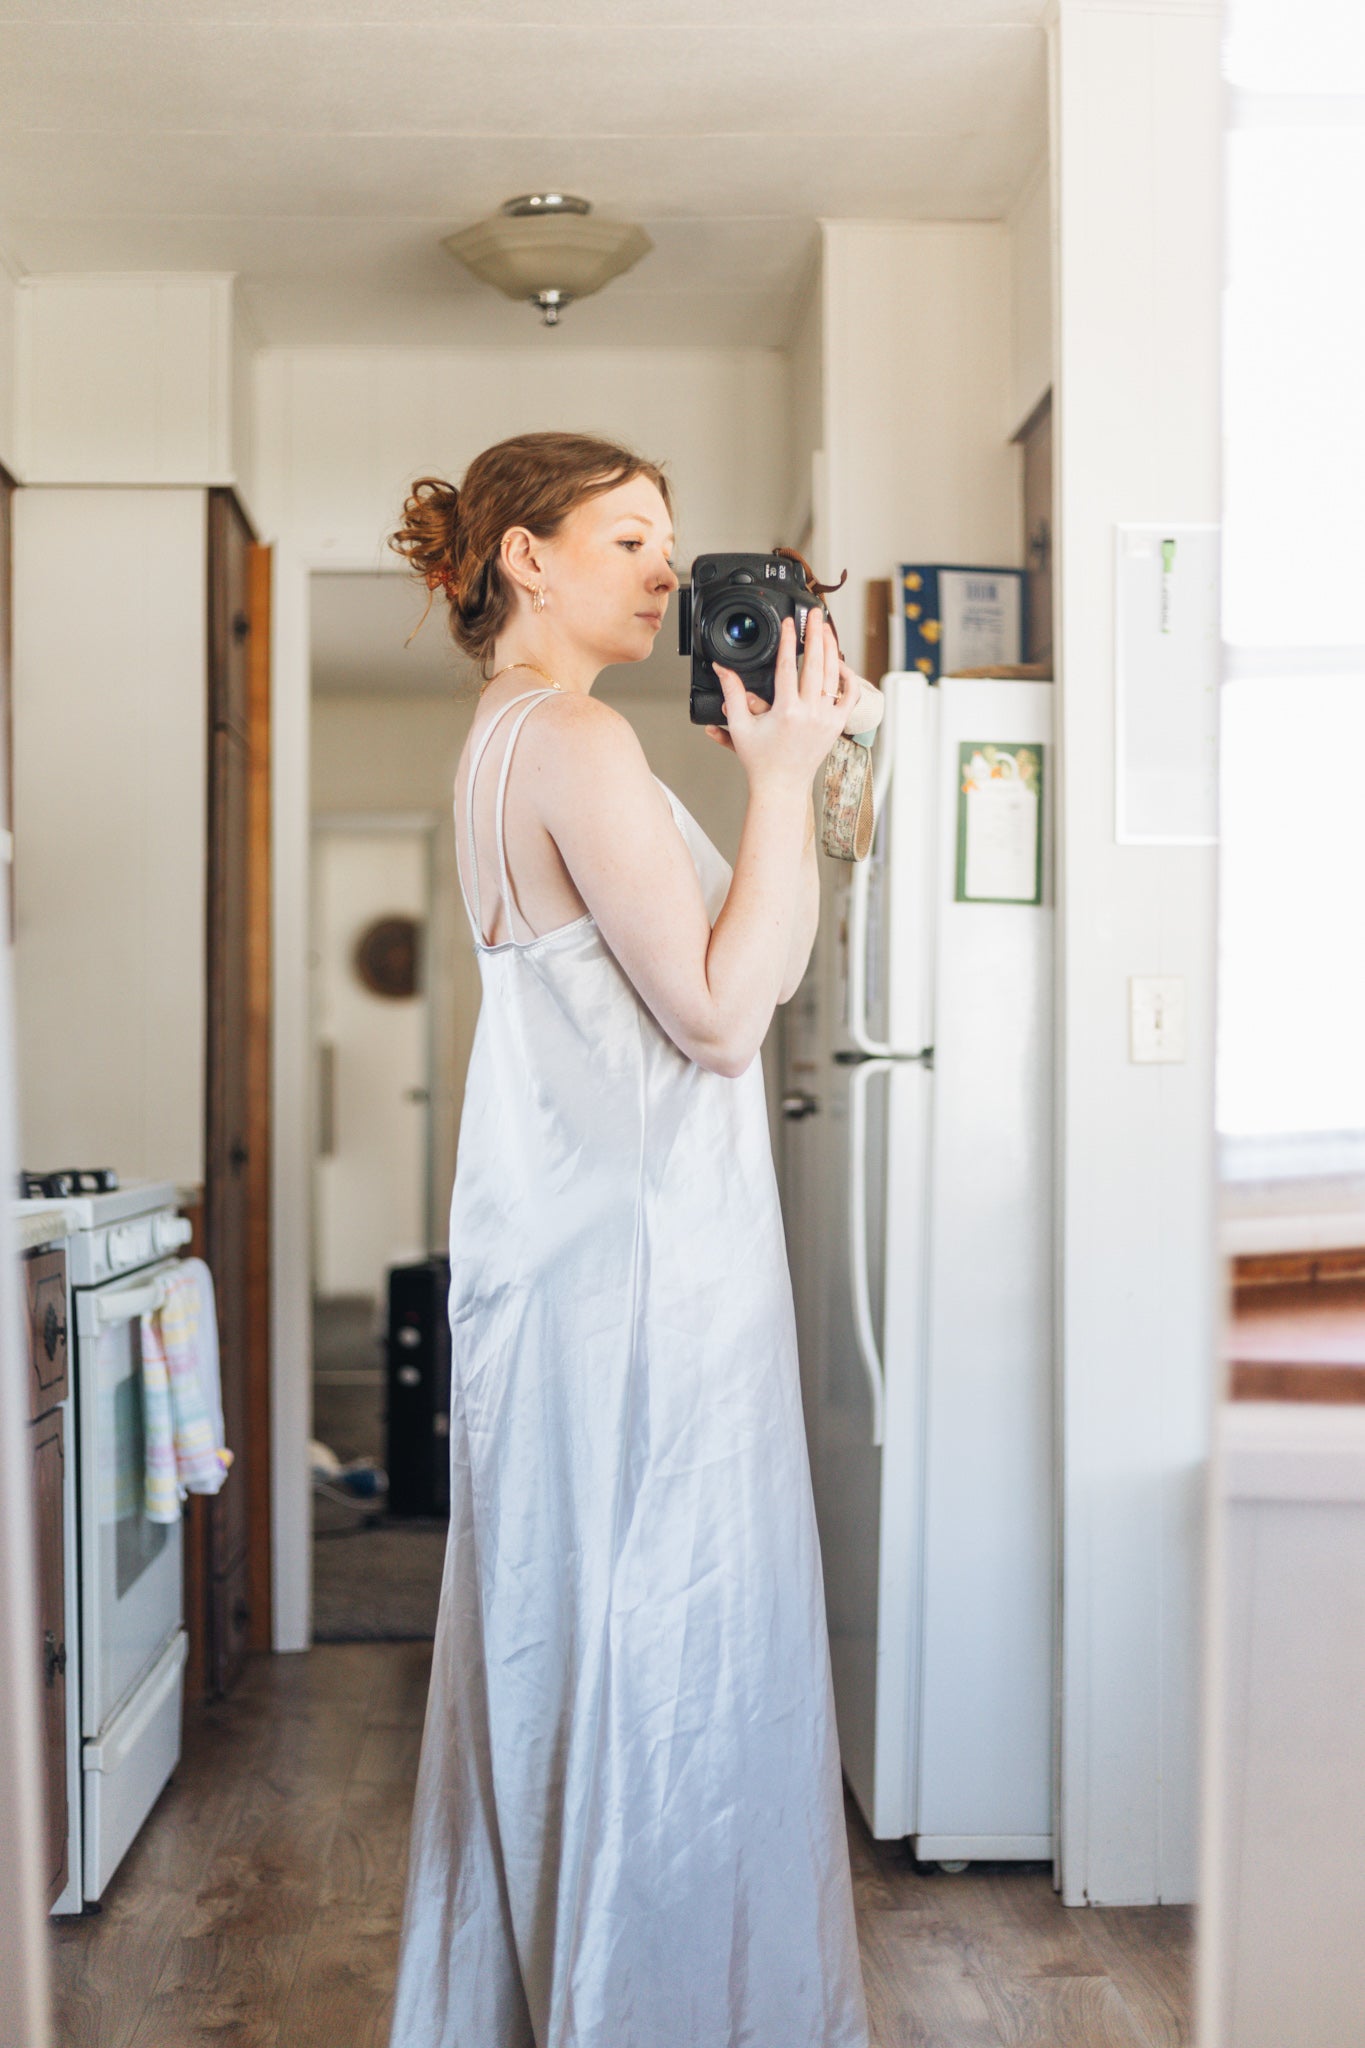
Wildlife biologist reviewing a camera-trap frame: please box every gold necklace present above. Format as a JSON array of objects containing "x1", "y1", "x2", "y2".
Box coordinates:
[{"x1": 482, "y1": 660, "x2": 560, "y2": 693}]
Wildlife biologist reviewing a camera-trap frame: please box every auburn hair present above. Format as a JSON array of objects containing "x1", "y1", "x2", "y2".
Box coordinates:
[{"x1": 390, "y1": 431, "x2": 672, "y2": 671}]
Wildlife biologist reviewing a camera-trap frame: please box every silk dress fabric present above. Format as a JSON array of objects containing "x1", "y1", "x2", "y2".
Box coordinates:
[{"x1": 387, "y1": 689, "x2": 869, "y2": 2048}]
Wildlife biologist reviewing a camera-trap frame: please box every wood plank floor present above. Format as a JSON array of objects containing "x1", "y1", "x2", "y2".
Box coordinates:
[{"x1": 50, "y1": 1644, "x2": 1193, "y2": 2047}]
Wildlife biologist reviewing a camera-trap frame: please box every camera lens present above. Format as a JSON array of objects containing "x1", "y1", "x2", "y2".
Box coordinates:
[
  {"x1": 724, "y1": 612, "x2": 762, "y2": 650},
  {"x1": 706, "y1": 593, "x2": 778, "y2": 668}
]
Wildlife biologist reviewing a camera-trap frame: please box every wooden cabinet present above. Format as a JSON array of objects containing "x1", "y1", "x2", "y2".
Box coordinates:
[
  {"x1": 31, "y1": 1411, "x2": 67, "y2": 1905},
  {"x1": 25, "y1": 1241, "x2": 71, "y2": 1912},
  {"x1": 25, "y1": 1243, "x2": 68, "y2": 1417}
]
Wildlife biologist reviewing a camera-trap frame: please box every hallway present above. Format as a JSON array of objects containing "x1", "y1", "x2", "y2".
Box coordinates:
[{"x1": 50, "y1": 1646, "x2": 1193, "y2": 2047}]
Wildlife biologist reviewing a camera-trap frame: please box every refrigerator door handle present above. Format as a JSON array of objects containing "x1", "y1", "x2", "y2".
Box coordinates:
[
  {"x1": 848, "y1": 1056, "x2": 892, "y2": 1447},
  {"x1": 846, "y1": 740, "x2": 896, "y2": 1058},
  {"x1": 843, "y1": 856, "x2": 896, "y2": 1064}
]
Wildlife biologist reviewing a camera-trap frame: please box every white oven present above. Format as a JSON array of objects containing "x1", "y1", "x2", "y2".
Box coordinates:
[{"x1": 64, "y1": 1181, "x2": 194, "y2": 1904}]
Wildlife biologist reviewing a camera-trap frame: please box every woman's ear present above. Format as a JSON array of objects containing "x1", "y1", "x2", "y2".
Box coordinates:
[{"x1": 502, "y1": 525, "x2": 545, "y2": 588}]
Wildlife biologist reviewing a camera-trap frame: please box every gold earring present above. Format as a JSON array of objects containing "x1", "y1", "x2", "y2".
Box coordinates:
[{"x1": 531, "y1": 585, "x2": 546, "y2": 614}]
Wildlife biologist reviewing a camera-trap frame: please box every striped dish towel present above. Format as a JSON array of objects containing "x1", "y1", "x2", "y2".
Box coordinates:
[{"x1": 140, "y1": 1257, "x2": 234, "y2": 1524}]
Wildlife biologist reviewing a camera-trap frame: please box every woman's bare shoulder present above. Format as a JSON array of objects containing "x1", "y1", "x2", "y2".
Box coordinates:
[
  {"x1": 524, "y1": 690, "x2": 651, "y2": 778},
  {"x1": 519, "y1": 691, "x2": 671, "y2": 842}
]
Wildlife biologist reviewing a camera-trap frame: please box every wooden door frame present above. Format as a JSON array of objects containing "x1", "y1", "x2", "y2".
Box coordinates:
[
  {"x1": 244, "y1": 539, "x2": 272, "y2": 1654},
  {"x1": 190, "y1": 488, "x2": 273, "y2": 1695}
]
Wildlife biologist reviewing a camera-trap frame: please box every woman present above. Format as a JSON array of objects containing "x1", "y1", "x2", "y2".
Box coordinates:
[{"x1": 387, "y1": 431, "x2": 879, "y2": 2048}]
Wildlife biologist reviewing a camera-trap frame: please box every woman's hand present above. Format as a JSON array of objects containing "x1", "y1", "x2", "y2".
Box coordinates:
[
  {"x1": 701, "y1": 689, "x2": 768, "y2": 751},
  {"x1": 705, "y1": 615, "x2": 848, "y2": 789}
]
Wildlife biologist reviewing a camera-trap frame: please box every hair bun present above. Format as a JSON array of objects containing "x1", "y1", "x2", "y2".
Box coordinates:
[{"x1": 391, "y1": 475, "x2": 461, "y2": 593}]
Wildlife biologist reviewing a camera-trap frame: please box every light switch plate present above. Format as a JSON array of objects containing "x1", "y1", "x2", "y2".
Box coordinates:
[{"x1": 1130, "y1": 975, "x2": 1187, "y2": 1063}]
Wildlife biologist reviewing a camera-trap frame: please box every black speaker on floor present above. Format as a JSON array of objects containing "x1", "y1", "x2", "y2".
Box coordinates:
[{"x1": 384, "y1": 1255, "x2": 451, "y2": 1518}]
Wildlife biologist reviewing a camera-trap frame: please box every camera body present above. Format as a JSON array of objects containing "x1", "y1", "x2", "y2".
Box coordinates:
[{"x1": 679, "y1": 552, "x2": 827, "y2": 725}]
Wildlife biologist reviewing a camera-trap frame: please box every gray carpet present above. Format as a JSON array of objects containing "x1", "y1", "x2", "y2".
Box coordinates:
[{"x1": 312, "y1": 1293, "x2": 449, "y2": 1644}]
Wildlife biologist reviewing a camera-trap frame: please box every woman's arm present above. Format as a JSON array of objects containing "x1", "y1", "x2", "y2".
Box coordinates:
[
  {"x1": 532, "y1": 618, "x2": 846, "y2": 1077},
  {"x1": 772, "y1": 661, "x2": 879, "y2": 1002},
  {"x1": 776, "y1": 792, "x2": 818, "y2": 1004}
]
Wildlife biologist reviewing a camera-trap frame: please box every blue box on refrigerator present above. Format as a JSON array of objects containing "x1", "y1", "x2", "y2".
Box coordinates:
[{"x1": 897, "y1": 565, "x2": 1024, "y2": 680}]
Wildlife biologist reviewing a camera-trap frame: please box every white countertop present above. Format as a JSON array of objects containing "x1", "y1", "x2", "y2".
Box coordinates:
[{"x1": 10, "y1": 1198, "x2": 86, "y2": 1252}]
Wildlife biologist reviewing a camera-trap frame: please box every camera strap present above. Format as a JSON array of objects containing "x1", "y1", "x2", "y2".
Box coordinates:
[
  {"x1": 767, "y1": 546, "x2": 873, "y2": 859},
  {"x1": 771, "y1": 545, "x2": 849, "y2": 616},
  {"x1": 820, "y1": 734, "x2": 875, "y2": 862}
]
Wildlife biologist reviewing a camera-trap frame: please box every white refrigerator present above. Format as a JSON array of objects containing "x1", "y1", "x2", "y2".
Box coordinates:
[{"x1": 782, "y1": 672, "x2": 1055, "y2": 1862}]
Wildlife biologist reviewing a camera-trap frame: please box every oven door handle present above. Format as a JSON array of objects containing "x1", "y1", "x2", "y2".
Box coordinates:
[
  {"x1": 78, "y1": 1261, "x2": 182, "y2": 1335},
  {"x1": 94, "y1": 1276, "x2": 172, "y2": 1326}
]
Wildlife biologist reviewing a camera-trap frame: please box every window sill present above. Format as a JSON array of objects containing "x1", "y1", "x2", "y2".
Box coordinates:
[{"x1": 1220, "y1": 1134, "x2": 1365, "y2": 1255}]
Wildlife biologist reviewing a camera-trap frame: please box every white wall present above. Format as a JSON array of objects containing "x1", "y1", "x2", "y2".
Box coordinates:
[
  {"x1": 16, "y1": 275, "x2": 237, "y2": 486},
  {"x1": 264, "y1": 342, "x2": 789, "y2": 1650},
  {"x1": 783, "y1": 257, "x2": 823, "y2": 547},
  {"x1": 312, "y1": 824, "x2": 432, "y2": 1296},
  {"x1": 12, "y1": 489, "x2": 208, "y2": 1184},
  {"x1": 1051, "y1": 0, "x2": 1221, "y2": 1906},
  {"x1": 312, "y1": 691, "x2": 468, "y2": 1251},
  {"x1": 254, "y1": 345, "x2": 786, "y2": 563},
  {"x1": 821, "y1": 221, "x2": 1023, "y2": 604},
  {"x1": 1008, "y1": 154, "x2": 1053, "y2": 435}
]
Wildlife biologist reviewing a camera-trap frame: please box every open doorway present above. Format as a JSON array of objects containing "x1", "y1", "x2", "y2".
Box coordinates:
[
  {"x1": 307, "y1": 569, "x2": 461, "y2": 1644},
  {"x1": 309, "y1": 814, "x2": 439, "y2": 1640}
]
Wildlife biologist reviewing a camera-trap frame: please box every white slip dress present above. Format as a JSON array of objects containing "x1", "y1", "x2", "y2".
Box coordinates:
[{"x1": 387, "y1": 688, "x2": 870, "y2": 2048}]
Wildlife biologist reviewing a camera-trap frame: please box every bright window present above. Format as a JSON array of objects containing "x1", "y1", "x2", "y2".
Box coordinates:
[{"x1": 1215, "y1": 16, "x2": 1365, "y2": 1156}]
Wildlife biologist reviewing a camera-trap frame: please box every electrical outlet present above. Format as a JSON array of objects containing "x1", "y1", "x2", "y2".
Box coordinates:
[{"x1": 1129, "y1": 976, "x2": 1186, "y2": 1064}]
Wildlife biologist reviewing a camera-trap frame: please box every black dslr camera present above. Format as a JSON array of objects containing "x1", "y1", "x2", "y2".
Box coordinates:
[{"x1": 679, "y1": 552, "x2": 830, "y2": 726}]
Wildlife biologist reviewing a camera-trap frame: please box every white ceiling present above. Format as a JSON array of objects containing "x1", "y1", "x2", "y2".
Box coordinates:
[
  {"x1": 311, "y1": 568, "x2": 688, "y2": 702},
  {"x1": 0, "y1": 2, "x2": 1049, "y2": 348}
]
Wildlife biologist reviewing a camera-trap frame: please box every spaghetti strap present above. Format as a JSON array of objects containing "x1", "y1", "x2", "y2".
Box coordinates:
[
  {"x1": 456, "y1": 688, "x2": 557, "y2": 947},
  {"x1": 491, "y1": 693, "x2": 559, "y2": 943}
]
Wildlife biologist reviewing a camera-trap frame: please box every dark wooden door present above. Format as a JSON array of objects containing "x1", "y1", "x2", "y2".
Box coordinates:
[
  {"x1": 1017, "y1": 390, "x2": 1053, "y2": 668},
  {"x1": 31, "y1": 1408, "x2": 68, "y2": 1907},
  {"x1": 204, "y1": 489, "x2": 255, "y2": 1694}
]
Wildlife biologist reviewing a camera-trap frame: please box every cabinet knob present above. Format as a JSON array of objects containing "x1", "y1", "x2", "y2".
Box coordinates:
[
  {"x1": 781, "y1": 1090, "x2": 820, "y2": 1121},
  {"x1": 42, "y1": 1300, "x2": 66, "y2": 1360},
  {"x1": 44, "y1": 1630, "x2": 67, "y2": 1688}
]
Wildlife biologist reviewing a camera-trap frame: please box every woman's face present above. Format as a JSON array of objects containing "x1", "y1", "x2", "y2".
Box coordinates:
[{"x1": 534, "y1": 475, "x2": 679, "y2": 668}]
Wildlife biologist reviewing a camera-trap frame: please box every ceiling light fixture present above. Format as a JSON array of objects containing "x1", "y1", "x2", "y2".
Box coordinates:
[{"x1": 442, "y1": 193, "x2": 652, "y2": 327}]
